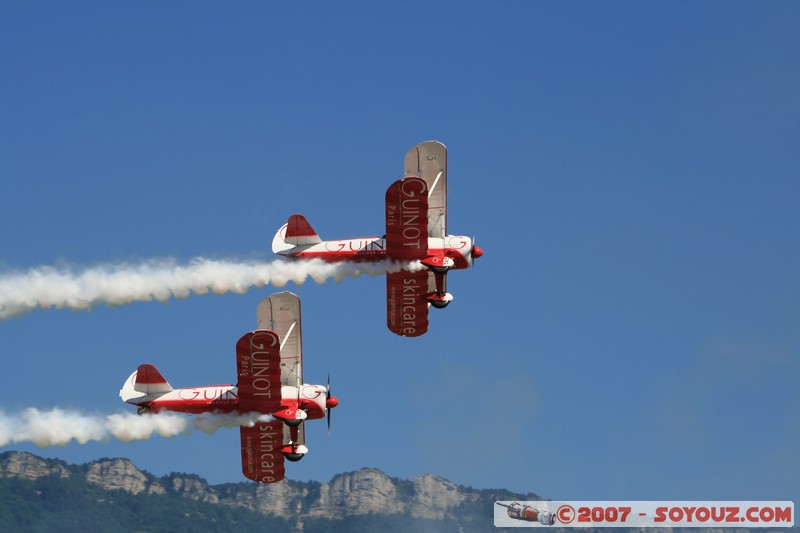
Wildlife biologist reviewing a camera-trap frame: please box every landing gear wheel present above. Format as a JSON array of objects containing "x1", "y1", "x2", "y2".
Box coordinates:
[{"x1": 430, "y1": 299, "x2": 450, "y2": 309}]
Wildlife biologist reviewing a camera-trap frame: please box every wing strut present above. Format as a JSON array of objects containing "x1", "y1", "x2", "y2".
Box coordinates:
[
  {"x1": 428, "y1": 170, "x2": 443, "y2": 200},
  {"x1": 280, "y1": 321, "x2": 297, "y2": 352}
]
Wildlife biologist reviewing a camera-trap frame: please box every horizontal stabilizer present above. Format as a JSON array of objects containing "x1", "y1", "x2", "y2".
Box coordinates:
[{"x1": 119, "y1": 370, "x2": 144, "y2": 403}]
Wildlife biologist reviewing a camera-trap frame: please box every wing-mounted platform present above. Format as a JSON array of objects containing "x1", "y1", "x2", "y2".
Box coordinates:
[
  {"x1": 240, "y1": 419, "x2": 286, "y2": 483},
  {"x1": 404, "y1": 141, "x2": 447, "y2": 240},
  {"x1": 236, "y1": 330, "x2": 283, "y2": 413},
  {"x1": 386, "y1": 270, "x2": 429, "y2": 337},
  {"x1": 257, "y1": 292, "x2": 302, "y2": 388}
]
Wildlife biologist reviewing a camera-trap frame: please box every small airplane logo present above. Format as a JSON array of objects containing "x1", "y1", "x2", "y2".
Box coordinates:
[
  {"x1": 119, "y1": 291, "x2": 338, "y2": 483},
  {"x1": 272, "y1": 141, "x2": 483, "y2": 337},
  {"x1": 496, "y1": 502, "x2": 556, "y2": 526}
]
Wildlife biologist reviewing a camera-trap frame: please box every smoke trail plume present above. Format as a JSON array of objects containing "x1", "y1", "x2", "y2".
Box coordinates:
[
  {"x1": 0, "y1": 257, "x2": 420, "y2": 320},
  {"x1": 0, "y1": 408, "x2": 274, "y2": 448}
]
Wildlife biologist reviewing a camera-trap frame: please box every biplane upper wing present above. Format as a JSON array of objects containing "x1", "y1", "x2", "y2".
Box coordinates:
[
  {"x1": 404, "y1": 140, "x2": 447, "y2": 239},
  {"x1": 240, "y1": 420, "x2": 286, "y2": 483},
  {"x1": 386, "y1": 270, "x2": 429, "y2": 337},
  {"x1": 236, "y1": 330, "x2": 283, "y2": 413},
  {"x1": 257, "y1": 292, "x2": 302, "y2": 388}
]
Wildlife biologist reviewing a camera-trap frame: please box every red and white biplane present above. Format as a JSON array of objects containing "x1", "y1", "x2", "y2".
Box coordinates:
[
  {"x1": 272, "y1": 140, "x2": 483, "y2": 337},
  {"x1": 119, "y1": 291, "x2": 337, "y2": 483}
]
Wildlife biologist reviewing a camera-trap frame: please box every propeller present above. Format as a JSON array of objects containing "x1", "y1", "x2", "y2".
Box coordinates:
[
  {"x1": 326, "y1": 373, "x2": 332, "y2": 431},
  {"x1": 471, "y1": 236, "x2": 483, "y2": 265},
  {"x1": 325, "y1": 373, "x2": 339, "y2": 432}
]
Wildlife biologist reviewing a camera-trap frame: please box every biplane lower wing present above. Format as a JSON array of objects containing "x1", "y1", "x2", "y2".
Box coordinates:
[
  {"x1": 386, "y1": 270, "x2": 429, "y2": 337},
  {"x1": 240, "y1": 420, "x2": 286, "y2": 483},
  {"x1": 236, "y1": 330, "x2": 282, "y2": 413}
]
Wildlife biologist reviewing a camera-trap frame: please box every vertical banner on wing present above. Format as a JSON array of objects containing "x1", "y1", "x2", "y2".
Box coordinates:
[
  {"x1": 385, "y1": 177, "x2": 429, "y2": 260},
  {"x1": 240, "y1": 420, "x2": 286, "y2": 483},
  {"x1": 386, "y1": 270, "x2": 429, "y2": 337},
  {"x1": 236, "y1": 330, "x2": 282, "y2": 413}
]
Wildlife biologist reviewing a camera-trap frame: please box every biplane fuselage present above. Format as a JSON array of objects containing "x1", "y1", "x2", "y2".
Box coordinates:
[
  {"x1": 122, "y1": 383, "x2": 331, "y2": 422},
  {"x1": 274, "y1": 235, "x2": 477, "y2": 270}
]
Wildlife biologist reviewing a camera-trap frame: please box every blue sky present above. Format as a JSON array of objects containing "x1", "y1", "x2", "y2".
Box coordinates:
[{"x1": 1, "y1": 1, "x2": 798, "y2": 502}]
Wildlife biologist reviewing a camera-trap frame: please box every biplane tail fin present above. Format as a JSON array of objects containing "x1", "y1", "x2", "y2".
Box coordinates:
[
  {"x1": 272, "y1": 214, "x2": 321, "y2": 254},
  {"x1": 119, "y1": 363, "x2": 173, "y2": 403},
  {"x1": 133, "y1": 365, "x2": 172, "y2": 394},
  {"x1": 134, "y1": 364, "x2": 173, "y2": 394}
]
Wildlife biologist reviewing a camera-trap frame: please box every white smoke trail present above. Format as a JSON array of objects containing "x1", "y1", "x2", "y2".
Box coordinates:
[
  {"x1": 0, "y1": 408, "x2": 274, "y2": 448},
  {"x1": 0, "y1": 257, "x2": 421, "y2": 320}
]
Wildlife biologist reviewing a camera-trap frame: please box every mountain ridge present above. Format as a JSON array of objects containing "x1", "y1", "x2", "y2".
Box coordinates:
[{"x1": 0, "y1": 451, "x2": 538, "y2": 531}]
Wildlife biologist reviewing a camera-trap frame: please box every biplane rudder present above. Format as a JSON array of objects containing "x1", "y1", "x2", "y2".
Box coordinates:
[
  {"x1": 272, "y1": 214, "x2": 322, "y2": 255},
  {"x1": 120, "y1": 363, "x2": 173, "y2": 403}
]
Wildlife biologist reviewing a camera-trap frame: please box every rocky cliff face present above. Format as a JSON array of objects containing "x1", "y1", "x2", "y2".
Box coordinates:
[
  {"x1": 85, "y1": 458, "x2": 167, "y2": 496},
  {"x1": 0, "y1": 451, "x2": 534, "y2": 524},
  {"x1": 0, "y1": 452, "x2": 70, "y2": 481}
]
